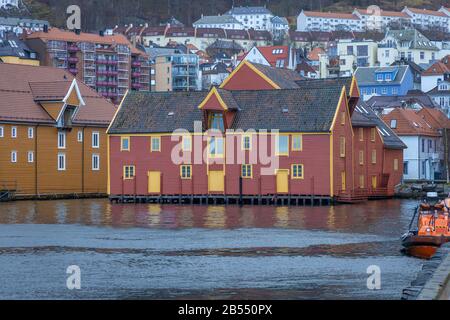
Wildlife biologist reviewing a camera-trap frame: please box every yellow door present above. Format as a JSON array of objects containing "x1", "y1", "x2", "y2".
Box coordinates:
[
  {"x1": 148, "y1": 171, "x2": 161, "y2": 193},
  {"x1": 209, "y1": 170, "x2": 224, "y2": 192},
  {"x1": 372, "y1": 176, "x2": 377, "y2": 189},
  {"x1": 341, "y1": 171, "x2": 346, "y2": 191},
  {"x1": 276, "y1": 170, "x2": 289, "y2": 193}
]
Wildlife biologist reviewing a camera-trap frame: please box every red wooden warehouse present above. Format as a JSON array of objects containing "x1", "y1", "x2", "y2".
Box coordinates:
[{"x1": 107, "y1": 61, "x2": 405, "y2": 204}]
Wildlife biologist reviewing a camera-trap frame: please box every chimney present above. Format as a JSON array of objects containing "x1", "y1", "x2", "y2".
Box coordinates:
[
  {"x1": 99, "y1": 30, "x2": 104, "y2": 37},
  {"x1": 75, "y1": 29, "x2": 81, "y2": 35},
  {"x1": 43, "y1": 24, "x2": 48, "y2": 33}
]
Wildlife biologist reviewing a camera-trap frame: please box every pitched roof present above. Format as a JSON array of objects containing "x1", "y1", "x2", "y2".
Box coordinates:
[
  {"x1": 0, "y1": 32, "x2": 37, "y2": 61},
  {"x1": 355, "y1": 66, "x2": 410, "y2": 86},
  {"x1": 29, "y1": 81, "x2": 72, "y2": 101},
  {"x1": 385, "y1": 29, "x2": 438, "y2": 51},
  {"x1": 25, "y1": 28, "x2": 131, "y2": 46},
  {"x1": 417, "y1": 107, "x2": 450, "y2": 129},
  {"x1": 354, "y1": 8, "x2": 410, "y2": 18},
  {"x1": 108, "y1": 85, "x2": 345, "y2": 134},
  {"x1": 251, "y1": 63, "x2": 303, "y2": 89},
  {"x1": 0, "y1": 64, "x2": 116, "y2": 125},
  {"x1": 352, "y1": 101, "x2": 406, "y2": 149},
  {"x1": 381, "y1": 108, "x2": 441, "y2": 137},
  {"x1": 193, "y1": 15, "x2": 241, "y2": 25},
  {"x1": 226, "y1": 6, "x2": 273, "y2": 15},
  {"x1": 422, "y1": 61, "x2": 450, "y2": 76},
  {"x1": 366, "y1": 92, "x2": 439, "y2": 111},
  {"x1": 256, "y1": 46, "x2": 289, "y2": 67},
  {"x1": 307, "y1": 47, "x2": 324, "y2": 61},
  {"x1": 302, "y1": 10, "x2": 359, "y2": 20},
  {"x1": 404, "y1": 7, "x2": 448, "y2": 17}
]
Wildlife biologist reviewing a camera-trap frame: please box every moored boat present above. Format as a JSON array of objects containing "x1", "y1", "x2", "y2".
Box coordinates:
[{"x1": 402, "y1": 192, "x2": 450, "y2": 259}]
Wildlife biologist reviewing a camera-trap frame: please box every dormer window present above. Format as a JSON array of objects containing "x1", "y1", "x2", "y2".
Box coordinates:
[
  {"x1": 58, "y1": 105, "x2": 77, "y2": 129},
  {"x1": 385, "y1": 73, "x2": 391, "y2": 81},
  {"x1": 209, "y1": 113, "x2": 224, "y2": 132},
  {"x1": 376, "y1": 74, "x2": 383, "y2": 81}
]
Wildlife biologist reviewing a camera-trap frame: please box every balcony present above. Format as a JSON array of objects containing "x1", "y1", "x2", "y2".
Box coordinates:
[
  {"x1": 131, "y1": 83, "x2": 142, "y2": 89},
  {"x1": 97, "y1": 81, "x2": 118, "y2": 87},
  {"x1": 131, "y1": 72, "x2": 141, "y2": 78},
  {"x1": 68, "y1": 57, "x2": 79, "y2": 64},
  {"x1": 132, "y1": 61, "x2": 141, "y2": 67},
  {"x1": 97, "y1": 59, "x2": 118, "y2": 65},
  {"x1": 68, "y1": 68, "x2": 78, "y2": 75},
  {"x1": 67, "y1": 45, "x2": 79, "y2": 52}
]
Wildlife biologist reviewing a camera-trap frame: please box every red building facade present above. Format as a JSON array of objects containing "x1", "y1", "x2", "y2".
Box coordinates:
[{"x1": 107, "y1": 61, "x2": 405, "y2": 203}]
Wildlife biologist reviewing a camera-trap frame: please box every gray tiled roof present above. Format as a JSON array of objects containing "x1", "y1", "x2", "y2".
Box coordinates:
[
  {"x1": 194, "y1": 15, "x2": 241, "y2": 26},
  {"x1": 0, "y1": 17, "x2": 49, "y2": 27},
  {"x1": 0, "y1": 32, "x2": 37, "y2": 60},
  {"x1": 226, "y1": 6, "x2": 273, "y2": 15},
  {"x1": 355, "y1": 66, "x2": 409, "y2": 86},
  {"x1": 385, "y1": 29, "x2": 439, "y2": 51},
  {"x1": 251, "y1": 63, "x2": 303, "y2": 89},
  {"x1": 109, "y1": 84, "x2": 345, "y2": 134},
  {"x1": 352, "y1": 101, "x2": 407, "y2": 149}
]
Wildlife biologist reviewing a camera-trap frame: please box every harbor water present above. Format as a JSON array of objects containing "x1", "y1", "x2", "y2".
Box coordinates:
[{"x1": 0, "y1": 199, "x2": 423, "y2": 299}]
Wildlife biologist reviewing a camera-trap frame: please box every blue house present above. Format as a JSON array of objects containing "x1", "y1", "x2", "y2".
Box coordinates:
[{"x1": 355, "y1": 66, "x2": 414, "y2": 100}]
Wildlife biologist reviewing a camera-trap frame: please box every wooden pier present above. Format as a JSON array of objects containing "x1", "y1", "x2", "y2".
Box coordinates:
[{"x1": 109, "y1": 194, "x2": 334, "y2": 206}]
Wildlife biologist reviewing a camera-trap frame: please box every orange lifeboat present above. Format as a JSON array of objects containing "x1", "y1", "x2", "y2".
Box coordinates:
[{"x1": 402, "y1": 193, "x2": 450, "y2": 259}]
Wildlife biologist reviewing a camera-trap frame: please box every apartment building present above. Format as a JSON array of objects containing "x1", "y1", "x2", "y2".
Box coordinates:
[
  {"x1": 319, "y1": 39, "x2": 378, "y2": 77},
  {"x1": 225, "y1": 6, "x2": 275, "y2": 31},
  {"x1": 402, "y1": 7, "x2": 450, "y2": 32},
  {"x1": 24, "y1": 28, "x2": 150, "y2": 104},
  {"x1": 193, "y1": 15, "x2": 244, "y2": 30},
  {"x1": 154, "y1": 54, "x2": 200, "y2": 91},
  {"x1": 0, "y1": 17, "x2": 49, "y2": 34},
  {"x1": 352, "y1": 8, "x2": 411, "y2": 31},
  {"x1": 297, "y1": 11, "x2": 363, "y2": 32}
]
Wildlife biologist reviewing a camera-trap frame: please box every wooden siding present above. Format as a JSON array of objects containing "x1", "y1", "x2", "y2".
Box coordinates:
[
  {"x1": 221, "y1": 63, "x2": 277, "y2": 90},
  {"x1": 0, "y1": 123, "x2": 108, "y2": 195},
  {"x1": 109, "y1": 133, "x2": 332, "y2": 197},
  {"x1": 331, "y1": 90, "x2": 354, "y2": 196}
]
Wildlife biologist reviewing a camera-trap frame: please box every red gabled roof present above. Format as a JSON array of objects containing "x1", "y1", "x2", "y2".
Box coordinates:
[
  {"x1": 354, "y1": 8, "x2": 410, "y2": 18},
  {"x1": 302, "y1": 11, "x2": 359, "y2": 20},
  {"x1": 422, "y1": 61, "x2": 450, "y2": 76},
  {"x1": 405, "y1": 7, "x2": 448, "y2": 17},
  {"x1": 257, "y1": 46, "x2": 289, "y2": 68},
  {"x1": 382, "y1": 108, "x2": 441, "y2": 137},
  {"x1": 307, "y1": 47, "x2": 325, "y2": 61}
]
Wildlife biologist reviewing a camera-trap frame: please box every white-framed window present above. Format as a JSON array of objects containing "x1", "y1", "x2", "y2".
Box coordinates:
[
  {"x1": 0, "y1": 126, "x2": 3, "y2": 138},
  {"x1": 92, "y1": 154, "x2": 100, "y2": 171},
  {"x1": 27, "y1": 151, "x2": 34, "y2": 163},
  {"x1": 77, "y1": 131, "x2": 83, "y2": 142},
  {"x1": 11, "y1": 126, "x2": 17, "y2": 138},
  {"x1": 11, "y1": 151, "x2": 17, "y2": 163},
  {"x1": 92, "y1": 132, "x2": 100, "y2": 148},
  {"x1": 58, "y1": 131, "x2": 66, "y2": 149},
  {"x1": 57, "y1": 153, "x2": 66, "y2": 171},
  {"x1": 28, "y1": 127, "x2": 34, "y2": 139}
]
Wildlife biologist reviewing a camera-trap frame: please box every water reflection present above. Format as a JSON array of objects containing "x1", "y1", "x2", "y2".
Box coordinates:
[{"x1": 0, "y1": 199, "x2": 417, "y2": 237}]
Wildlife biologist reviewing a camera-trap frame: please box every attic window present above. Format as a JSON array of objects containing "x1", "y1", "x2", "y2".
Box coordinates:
[
  {"x1": 282, "y1": 108, "x2": 289, "y2": 113},
  {"x1": 168, "y1": 112, "x2": 174, "y2": 116},
  {"x1": 413, "y1": 122, "x2": 419, "y2": 127},
  {"x1": 390, "y1": 119, "x2": 397, "y2": 129}
]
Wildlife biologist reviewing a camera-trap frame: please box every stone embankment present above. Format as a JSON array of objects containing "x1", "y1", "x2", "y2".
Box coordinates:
[{"x1": 402, "y1": 243, "x2": 450, "y2": 300}]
